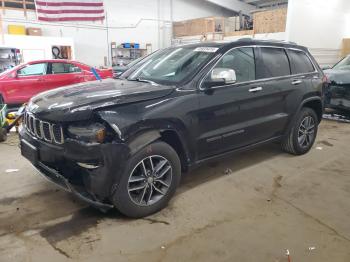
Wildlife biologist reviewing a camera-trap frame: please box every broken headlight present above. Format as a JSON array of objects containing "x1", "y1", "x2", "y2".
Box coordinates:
[{"x1": 67, "y1": 122, "x2": 106, "y2": 143}]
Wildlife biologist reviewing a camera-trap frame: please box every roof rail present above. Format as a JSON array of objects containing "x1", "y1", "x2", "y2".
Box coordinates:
[{"x1": 237, "y1": 38, "x2": 297, "y2": 45}]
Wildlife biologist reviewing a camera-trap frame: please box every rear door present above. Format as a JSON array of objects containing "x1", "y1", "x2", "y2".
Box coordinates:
[
  {"x1": 286, "y1": 48, "x2": 320, "y2": 112},
  {"x1": 253, "y1": 47, "x2": 296, "y2": 138},
  {"x1": 45, "y1": 62, "x2": 84, "y2": 90}
]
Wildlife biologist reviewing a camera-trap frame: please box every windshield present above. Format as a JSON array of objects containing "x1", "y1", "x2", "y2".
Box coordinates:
[
  {"x1": 333, "y1": 56, "x2": 350, "y2": 70},
  {"x1": 128, "y1": 46, "x2": 218, "y2": 85}
]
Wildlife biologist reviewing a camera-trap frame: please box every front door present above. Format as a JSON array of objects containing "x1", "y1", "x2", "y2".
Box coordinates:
[
  {"x1": 4, "y1": 62, "x2": 48, "y2": 104},
  {"x1": 196, "y1": 47, "x2": 265, "y2": 159}
]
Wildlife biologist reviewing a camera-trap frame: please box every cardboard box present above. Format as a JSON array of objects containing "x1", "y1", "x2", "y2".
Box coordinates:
[
  {"x1": 8, "y1": 25, "x2": 26, "y2": 35},
  {"x1": 26, "y1": 27, "x2": 42, "y2": 36}
]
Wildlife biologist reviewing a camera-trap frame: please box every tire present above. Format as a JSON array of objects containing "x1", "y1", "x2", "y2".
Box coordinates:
[
  {"x1": 0, "y1": 128, "x2": 7, "y2": 142},
  {"x1": 112, "y1": 141, "x2": 181, "y2": 218},
  {"x1": 282, "y1": 107, "x2": 318, "y2": 155}
]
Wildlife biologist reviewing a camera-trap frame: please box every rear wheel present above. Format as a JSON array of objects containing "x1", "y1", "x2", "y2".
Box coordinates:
[
  {"x1": 112, "y1": 141, "x2": 181, "y2": 218},
  {"x1": 0, "y1": 127, "x2": 7, "y2": 142},
  {"x1": 282, "y1": 107, "x2": 318, "y2": 155}
]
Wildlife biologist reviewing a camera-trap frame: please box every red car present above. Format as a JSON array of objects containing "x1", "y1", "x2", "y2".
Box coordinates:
[{"x1": 0, "y1": 59, "x2": 113, "y2": 106}]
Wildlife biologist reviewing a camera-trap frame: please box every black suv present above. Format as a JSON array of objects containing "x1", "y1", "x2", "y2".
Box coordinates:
[{"x1": 20, "y1": 39, "x2": 325, "y2": 218}]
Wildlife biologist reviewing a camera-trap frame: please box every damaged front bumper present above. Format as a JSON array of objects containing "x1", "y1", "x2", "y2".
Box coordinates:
[
  {"x1": 34, "y1": 160, "x2": 113, "y2": 211},
  {"x1": 19, "y1": 128, "x2": 130, "y2": 211}
]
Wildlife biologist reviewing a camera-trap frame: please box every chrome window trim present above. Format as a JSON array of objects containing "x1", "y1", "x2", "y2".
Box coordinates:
[{"x1": 198, "y1": 45, "x2": 319, "y2": 91}]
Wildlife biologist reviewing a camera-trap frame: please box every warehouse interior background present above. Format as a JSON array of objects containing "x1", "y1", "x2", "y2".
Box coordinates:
[
  {"x1": 1, "y1": 0, "x2": 350, "y2": 261},
  {"x1": 1, "y1": 0, "x2": 350, "y2": 68}
]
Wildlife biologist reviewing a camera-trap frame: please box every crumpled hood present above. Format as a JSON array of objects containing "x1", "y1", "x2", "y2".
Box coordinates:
[
  {"x1": 324, "y1": 69, "x2": 350, "y2": 85},
  {"x1": 27, "y1": 78, "x2": 174, "y2": 122}
]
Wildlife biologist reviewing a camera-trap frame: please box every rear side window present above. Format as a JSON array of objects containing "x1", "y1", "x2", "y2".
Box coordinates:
[
  {"x1": 288, "y1": 50, "x2": 315, "y2": 74},
  {"x1": 51, "y1": 63, "x2": 81, "y2": 74},
  {"x1": 257, "y1": 47, "x2": 290, "y2": 79}
]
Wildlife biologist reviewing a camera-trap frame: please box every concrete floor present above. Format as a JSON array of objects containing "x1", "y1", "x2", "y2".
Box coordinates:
[{"x1": 0, "y1": 119, "x2": 349, "y2": 262}]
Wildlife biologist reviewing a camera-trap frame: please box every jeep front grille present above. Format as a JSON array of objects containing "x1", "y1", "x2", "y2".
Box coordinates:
[{"x1": 24, "y1": 112, "x2": 64, "y2": 144}]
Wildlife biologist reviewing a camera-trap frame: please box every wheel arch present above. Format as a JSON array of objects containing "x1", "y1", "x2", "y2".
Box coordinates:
[
  {"x1": 301, "y1": 98, "x2": 323, "y2": 123},
  {"x1": 127, "y1": 129, "x2": 190, "y2": 173},
  {"x1": 284, "y1": 97, "x2": 323, "y2": 136}
]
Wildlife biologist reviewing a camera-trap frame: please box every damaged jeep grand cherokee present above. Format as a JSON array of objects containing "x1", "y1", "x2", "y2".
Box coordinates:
[{"x1": 20, "y1": 39, "x2": 325, "y2": 218}]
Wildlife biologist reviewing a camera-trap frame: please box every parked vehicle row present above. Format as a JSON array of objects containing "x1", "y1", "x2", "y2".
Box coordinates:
[{"x1": 19, "y1": 39, "x2": 325, "y2": 218}]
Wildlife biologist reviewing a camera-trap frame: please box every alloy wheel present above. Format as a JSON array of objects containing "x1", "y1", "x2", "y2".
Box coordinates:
[
  {"x1": 298, "y1": 116, "x2": 315, "y2": 148},
  {"x1": 127, "y1": 155, "x2": 172, "y2": 206}
]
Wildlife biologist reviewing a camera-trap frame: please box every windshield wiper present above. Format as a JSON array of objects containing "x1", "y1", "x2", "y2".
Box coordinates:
[{"x1": 130, "y1": 77, "x2": 159, "y2": 86}]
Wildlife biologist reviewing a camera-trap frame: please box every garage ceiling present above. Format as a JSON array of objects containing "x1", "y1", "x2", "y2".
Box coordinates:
[{"x1": 240, "y1": 0, "x2": 288, "y2": 9}]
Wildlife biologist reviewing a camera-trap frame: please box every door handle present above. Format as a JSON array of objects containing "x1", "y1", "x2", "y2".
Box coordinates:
[
  {"x1": 249, "y1": 87, "x2": 263, "y2": 93},
  {"x1": 292, "y1": 79, "x2": 303, "y2": 85}
]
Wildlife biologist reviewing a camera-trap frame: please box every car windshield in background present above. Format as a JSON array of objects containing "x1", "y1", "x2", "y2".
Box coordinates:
[
  {"x1": 333, "y1": 56, "x2": 350, "y2": 70},
  {"x1": 128, "y1": 46, "x2": 218, "y2": 85}
]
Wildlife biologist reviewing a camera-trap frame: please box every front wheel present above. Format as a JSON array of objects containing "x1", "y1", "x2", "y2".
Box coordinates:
[
  {"x1": 0, "y1": 127, "x2": 7, "y2": 142},
  {"x1": 282, "y1": 107, "x2": 318, "y2": 155},
  {"x1": 112, "y1": 141, "x2": 181, "y2": 218}
]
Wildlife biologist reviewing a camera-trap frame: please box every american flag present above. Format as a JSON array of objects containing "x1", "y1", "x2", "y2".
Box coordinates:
[{"x1": 35, "y1": 0, "x2": 105, "y2": 22}]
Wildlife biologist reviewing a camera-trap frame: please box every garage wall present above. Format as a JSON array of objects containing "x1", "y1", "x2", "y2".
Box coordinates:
[
  {"x1": 286, "y1": 0, "x2": 350, "y2": 66},
  {"x1": 0, "y1": 0, "x2": 235, "y2": 67}
]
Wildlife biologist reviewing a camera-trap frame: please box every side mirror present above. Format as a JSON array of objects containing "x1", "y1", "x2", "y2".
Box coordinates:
[{"x1": 203, "y1": 68, "x2": 236, "y2": 89}]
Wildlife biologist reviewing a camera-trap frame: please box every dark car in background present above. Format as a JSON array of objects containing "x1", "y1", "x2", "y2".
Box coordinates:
[
  {"x1": 19, "y1": 39, "x2": 325, "y2": 218},
  {"x1": 324, "y1": 55, "x2": 350, "y2": 112},
  {"x1": 112, "y1": 57, "x2": 144, "y2": 78}
]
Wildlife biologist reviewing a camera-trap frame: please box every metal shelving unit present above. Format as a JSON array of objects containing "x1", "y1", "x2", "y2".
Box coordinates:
[
  {"x1": 0, "y1": 47, "x2": 20, "y2": 73},
  {"x1": 111, "y1": 45, "x2": 148, "y2": 66}
]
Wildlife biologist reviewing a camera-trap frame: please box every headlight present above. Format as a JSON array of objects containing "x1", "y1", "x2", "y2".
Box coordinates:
[{"x1": 67, "y1": 122, "x2": 106, "y2": 143}]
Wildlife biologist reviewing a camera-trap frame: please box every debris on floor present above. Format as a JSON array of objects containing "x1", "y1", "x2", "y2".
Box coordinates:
[
  {"x1": 5, "y1": 169, "x2": 19, "y2": 173},
  {"x1": 315, "y1": 147, "x2": 323, "y2": 150},
  {"x1": 224, "y1": 168, "x2": 233, "y2": 175},
  {"x1": 285, "y1": 249, "x2": 291, "y2": 262},
  {"x1": 308, "y1": 246, "x2": 316, "y2": 251}
]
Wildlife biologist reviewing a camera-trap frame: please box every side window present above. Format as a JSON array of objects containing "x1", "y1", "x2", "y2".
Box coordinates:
[
  {"x1": 51, "y1": 63, "x2": 81, "y2": 74},
  {"x1": 257, "y1": 47, "x2": 290, "y2": 79},
  {"x1": 17, "y1": 63, "x2": 47, "y2": 76},
  {"x1": 288, "y1": 50, "x2": 315, "y2": 74},
  {"x1": 212, "y1": 47, "x2": 255, "y2": 83}
]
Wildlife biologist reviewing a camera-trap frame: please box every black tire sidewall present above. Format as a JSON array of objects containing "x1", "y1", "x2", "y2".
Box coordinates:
[
  {"x1": 292, "y1": 108, "x2": 318, "y2": 154},
  {"x1": 112, "y1": 141, "x2": 181, "y2": 218},
  {"x1": 0, "y1": 128, "x2": 7, "y2": 142}
]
